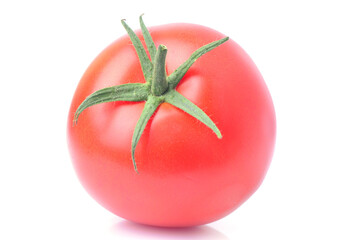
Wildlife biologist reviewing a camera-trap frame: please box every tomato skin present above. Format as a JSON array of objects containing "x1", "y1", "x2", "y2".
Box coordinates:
[{"x1": 67, "y1": 23, "x2": 276, "y2": 227}]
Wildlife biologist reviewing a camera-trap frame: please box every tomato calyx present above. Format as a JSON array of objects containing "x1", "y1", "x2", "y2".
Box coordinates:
[{"x1": 73, "y1": 15, "x2": 229, "y2": 173}]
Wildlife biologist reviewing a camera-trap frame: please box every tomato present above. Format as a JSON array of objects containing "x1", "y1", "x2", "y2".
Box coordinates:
[{"x1": 67, "y1": 17, "x2": 276, "y2": 227}]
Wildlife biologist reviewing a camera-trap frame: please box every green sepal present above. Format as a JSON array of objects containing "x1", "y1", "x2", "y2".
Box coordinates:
[
  {"x1": 131, "y1": 95, "x2": 163, "y2": 172},
  {"x1": 121, "y1": 19, "x2": 153, "y2": 83},
  {"x1": 165, "y1": 90, "x2": 222, "y2": 138},
  {"x1": 139, "y1": 14, "x2": 157, "y2": 61},
  {"x1": 73, "y1": 83, "x2": 149, "y2": 125},
  {"x1": 168, "y1": 37, "x2": 229, "y2": 89}
]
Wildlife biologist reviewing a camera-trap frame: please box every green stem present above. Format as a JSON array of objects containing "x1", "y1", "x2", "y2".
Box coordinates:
[{"x1": 151, "y1": 44, "x2": 168, "y2": 96}]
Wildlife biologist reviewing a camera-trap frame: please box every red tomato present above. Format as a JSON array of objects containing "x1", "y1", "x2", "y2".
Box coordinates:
[{"x1": 67, "y1": 21, "x2": 276, "y2": 227}]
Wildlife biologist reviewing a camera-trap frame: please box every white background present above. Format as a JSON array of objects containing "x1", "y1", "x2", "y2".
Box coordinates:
[{"x1": 1, "y1": 0, "x2": 346, "y2": 239}]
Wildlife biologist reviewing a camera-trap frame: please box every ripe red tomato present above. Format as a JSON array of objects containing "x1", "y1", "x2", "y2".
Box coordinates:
[{"x1": 67, "y1": 19, "x2": 276, "y2": 227}]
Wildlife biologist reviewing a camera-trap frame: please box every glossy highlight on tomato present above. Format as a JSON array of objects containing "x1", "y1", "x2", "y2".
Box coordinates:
[{"x1": 67, "y1": 17, "x2": 276, "y2": 227}]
